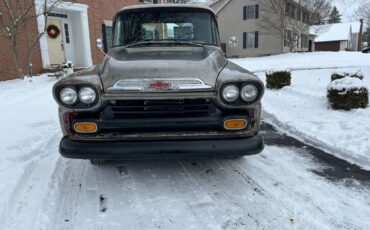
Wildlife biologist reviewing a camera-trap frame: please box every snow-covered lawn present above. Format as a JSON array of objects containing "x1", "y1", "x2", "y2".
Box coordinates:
[
  {"x1": 0, "y1": 76, "x2": 61, "y2": 229},
  {"x1": 232, "y1": 51, "x2": 370, "y2": 72},
  {"x1": 232, "y1": 52, "x2": 370, "y2": 170}
]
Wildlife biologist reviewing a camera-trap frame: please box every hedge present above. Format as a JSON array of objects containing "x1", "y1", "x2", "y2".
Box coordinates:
[
  {"x1": 266, "y1": 70, "x2": 291, "y2": 89},
  {"x1": 331, "y1": 71, "x2": 364, "y2": 81},
  {"x1": 327, "y1": 76, "x2": 369, "y2": 110}
]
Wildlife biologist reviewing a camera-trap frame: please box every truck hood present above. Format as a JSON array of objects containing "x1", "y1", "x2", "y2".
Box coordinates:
[{"x1": 99, "y1": 45, "x2": 227, "y2": 92}]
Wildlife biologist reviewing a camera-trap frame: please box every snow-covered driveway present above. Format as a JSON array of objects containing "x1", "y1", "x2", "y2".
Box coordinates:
[{"x1": 0, "y1": 76, "x2": 369, "y2": 230}]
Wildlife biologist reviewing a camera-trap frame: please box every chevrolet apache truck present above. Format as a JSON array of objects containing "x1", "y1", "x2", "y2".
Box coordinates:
[{"x1": 53, "y1": 4, "x2": 265, "y2": 164}]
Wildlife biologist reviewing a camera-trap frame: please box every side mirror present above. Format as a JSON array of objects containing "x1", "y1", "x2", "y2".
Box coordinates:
[
  {"x1": 228, "y1": 36, "x2": 239, "y2": 48},
  {"x1": 96, "y1": 38, "x2": 106, "y2": 55}
]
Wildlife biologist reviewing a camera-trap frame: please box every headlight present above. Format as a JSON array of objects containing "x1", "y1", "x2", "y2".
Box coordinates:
[
  {"x1": 241, "y1": 84, "x2": 258, "y2": 102},
  {"x1": 79, "y1": 87, "x2": 97, "y2": 104},
  {"x1": 222, "y1": 85, "x2": 239, "y2": 103},
  {"x1": 59, "y1": 87, "x2": 78, "y2": 105}
]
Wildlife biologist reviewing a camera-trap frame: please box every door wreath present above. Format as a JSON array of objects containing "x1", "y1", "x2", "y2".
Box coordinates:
[{"x1": 47, "y1": 24, "x2": 61, "y2": 39}]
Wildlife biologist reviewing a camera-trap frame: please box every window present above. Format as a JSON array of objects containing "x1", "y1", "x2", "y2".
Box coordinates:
[
  {"x1": 102, "y1": 21, "x2": 113, "y2": 52},
  {"x1": 113, "y1": 11, "x2": 219, "y2": 46},
  {"x1": 243, "y1": 31, "x2": 258, "y2": 49},
  {"x1": 285, "y1": 30, "x2": 292, "y2": 47},
  {"x1": 297, "y1": 9, "x2": 302, "y2": 21},
  {"x1": 64, "y1": 23, "x2": 70, "y2": 44},
  {"x1": 301, "y1": 34, "x2": 309, "y2": 49},
  {"x1": 49, "y1": 12, "x2": 68, "y2": 18},
  {"x1": 286, "y1": 3, "x2": 296, "y2": 18},
  {"x1": 302, "y1": 12, "x2": 309, "y2": 24},
  {"x1": 243, "y1": 5, "x2": 259, "y2": 20}
]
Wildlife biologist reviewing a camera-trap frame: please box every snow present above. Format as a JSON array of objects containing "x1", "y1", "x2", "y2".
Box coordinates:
[
  {"x1": 328, "y1": 76, "x2": 368, "y2": 91},
  {"x1": 0, "y1": 58, "x2": 370, "y2": 229},
  {"x1": 311, "y1": 23, "x2": 351, "y2": 42},
  {"x1": 231, "y1": 51, "x2": 370, "y2": 72},
  {"x1": 232, "y1": 52, "x2": 370, "y2": 170},
  {"x1": 311, "y1": 21, "x2": 363, "y2": 43}
]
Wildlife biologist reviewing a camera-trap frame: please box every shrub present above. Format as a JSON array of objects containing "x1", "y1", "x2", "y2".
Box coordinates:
[
  {"x1": 327, "y1": 76, "x2": 369, "y2": 110},
  {"x1": 266, "y1": 70, "x2": 291, "y2": 89},
  {"x1": 331, "y1": 71, "x2": 364, "y2": 81}
]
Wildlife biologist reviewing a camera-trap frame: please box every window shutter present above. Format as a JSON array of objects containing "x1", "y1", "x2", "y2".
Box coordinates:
[
  {"x1": 243, "y1": 6, "x2": 246, "y2": 20},
  {"x1": 255, "y1": 31, "x2": 259, "y2": 48},
  {"x1": 255, "y1": 5, "x2": 259, "y2": 19},
  {"x1": 102, "y1": 24, "x2": 108, "y2": 53},
  {"x1": 243, "y1": 32, "x2": 247, "y2": 49}
]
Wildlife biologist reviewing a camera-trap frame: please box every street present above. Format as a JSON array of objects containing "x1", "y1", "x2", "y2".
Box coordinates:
[{"x1": 2, "y1": 118, "x2": 369, "y2": 230}]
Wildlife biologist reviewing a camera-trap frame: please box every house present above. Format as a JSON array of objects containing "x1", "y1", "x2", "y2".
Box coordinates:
[
  {"x1": 0, "y1": 0, "x2": 157, "y2": 81},
  {"x1": 311, "y1": 20, "x2": 364, "y2": 52},
  {"x1": 208, "y1": 0, "x2": 312, "y2": 58}
]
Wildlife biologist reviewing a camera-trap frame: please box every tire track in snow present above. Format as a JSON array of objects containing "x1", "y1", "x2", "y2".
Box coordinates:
[
  {"x1": 179, "y1": 159, "x2": 277, "y2": 229},
  {"x1": 44, "y1": 159, "x2": 89, "y2": 230},
  {"x1": 115, "y1": 161, "x2": 217, "y2": 230},
  {"x1": 0, "y1": 131, "x2": 60, "y2": 230}
]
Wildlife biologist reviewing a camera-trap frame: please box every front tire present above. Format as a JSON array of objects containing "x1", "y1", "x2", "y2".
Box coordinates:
[{"x1": 90, "y1": 159, "x2": 106, "y2": 165}]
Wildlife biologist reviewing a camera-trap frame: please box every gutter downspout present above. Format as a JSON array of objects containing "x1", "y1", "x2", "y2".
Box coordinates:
[{"x1": 358, "y1": 19, "x2": 364, "y2": 51}]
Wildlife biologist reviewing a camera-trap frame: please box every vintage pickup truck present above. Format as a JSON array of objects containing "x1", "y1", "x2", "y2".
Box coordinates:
[{"x1": 53, "y1": 4, "x2": 265, "y2": 164}]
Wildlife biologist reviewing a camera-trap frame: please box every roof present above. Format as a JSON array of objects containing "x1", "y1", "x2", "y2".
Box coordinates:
[
  {"x1": 311, "y1": 23, "x2": 352, "y2": 42},
  {"x1": 208, "y1": 0, "x2": 231, "y2": 14},
  {"x1": 118, "y1": 4, "x2": 215, "y2": 15}
]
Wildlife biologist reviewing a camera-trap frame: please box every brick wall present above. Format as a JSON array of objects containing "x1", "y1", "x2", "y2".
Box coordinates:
[
  {"x1": 75, "y1": 0, "x2": 141, "y2": 65},
  {"x1": 0, "y1": 0, "x2": 142, "y2": 81},
  {"x1": 0, "y1": 1, "x2": 43, "y2": 81}
]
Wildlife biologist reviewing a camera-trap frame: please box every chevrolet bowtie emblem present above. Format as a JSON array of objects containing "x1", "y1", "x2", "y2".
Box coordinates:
[{"x1": 149, "y1": 81, "x2": 171, "y2": 89}]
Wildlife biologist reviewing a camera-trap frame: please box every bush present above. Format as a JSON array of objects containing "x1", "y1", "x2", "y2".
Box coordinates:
[
  {"x1": 327, "y1": 76, "x2": 369, "y2": 110},
  {"x1": 331, "y1": 71, "x2": 364, "y2": 81},
  {"x1": 266, "y1": 70, "x2": 291, "y2": 89}
]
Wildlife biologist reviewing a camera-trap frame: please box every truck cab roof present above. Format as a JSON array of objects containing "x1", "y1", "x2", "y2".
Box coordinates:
[{"x1": 117, "y1": 4, "x2": 216, "y2": 16}]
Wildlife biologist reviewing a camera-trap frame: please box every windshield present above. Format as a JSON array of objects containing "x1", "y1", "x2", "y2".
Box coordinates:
[{"x1": 113, "y1": 10, "x2": 220, "y2": 47}]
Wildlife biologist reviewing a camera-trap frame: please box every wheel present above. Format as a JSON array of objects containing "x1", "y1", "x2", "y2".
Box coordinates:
[{"x1": 90, "y1": 159, "x2": 106, "y2": 165}]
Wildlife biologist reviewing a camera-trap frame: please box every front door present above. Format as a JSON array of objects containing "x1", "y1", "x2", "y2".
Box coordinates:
[{"x1": 47, "y1": 18, "x2": 65, "y2": 65}]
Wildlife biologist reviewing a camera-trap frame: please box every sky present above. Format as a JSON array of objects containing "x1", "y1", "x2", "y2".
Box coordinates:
[{"x1": 334, "y1": 0, "x2": 363, "y2": 22}]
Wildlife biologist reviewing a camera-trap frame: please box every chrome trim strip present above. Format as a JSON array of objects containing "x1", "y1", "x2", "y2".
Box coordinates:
[
  {"x1": 176, "y1": 85, "x2": 213, "y2": 90},
  {"x1": 107, "y1": 86, "x2": 143, "y2": 92},
  {"x1": 107, "y1": 78, "x2": 213, "y2": 92}
]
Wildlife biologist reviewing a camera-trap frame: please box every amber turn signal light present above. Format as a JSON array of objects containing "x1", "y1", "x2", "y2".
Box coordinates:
[
  {"x1": 224, "y1": 119, "x2": 247, "y2": 130},
  {"x1": 74, "y1": 122, "x2": 97, "y2": 133}
]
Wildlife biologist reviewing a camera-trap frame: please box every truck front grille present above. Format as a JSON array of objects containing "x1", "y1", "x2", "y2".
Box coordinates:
[{"x1": 108, "y1": 99, "x2": 214, "y2": 118}]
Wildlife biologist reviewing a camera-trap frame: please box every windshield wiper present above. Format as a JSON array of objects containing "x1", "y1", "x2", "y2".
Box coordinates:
[
  {"x1": 126, "y1": 41, "x2": 162, "y2": 48},
  {"x1": 126, "y1": 40, "x2": 204, "y2": 48}
]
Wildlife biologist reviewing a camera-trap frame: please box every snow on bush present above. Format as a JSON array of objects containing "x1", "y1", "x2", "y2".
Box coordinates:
[
  {"x1": 327, "y1": 76, "x2": 369, "y2": 110},
  {"x1": 265, "y1": 70, "x2": 291, "y2": 89},
  {"x1": 331, "y1": 71, "x2": 364, "y2": 81}
]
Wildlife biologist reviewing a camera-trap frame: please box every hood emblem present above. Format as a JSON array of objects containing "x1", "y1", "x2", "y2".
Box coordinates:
[{"x1": 149, "y1": 81, "x2": 171, "y2": 89}]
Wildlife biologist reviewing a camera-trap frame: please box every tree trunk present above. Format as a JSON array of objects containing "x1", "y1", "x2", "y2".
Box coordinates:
[{"x1": 10, "y1": 32, "x2": 23, "y2": 79}]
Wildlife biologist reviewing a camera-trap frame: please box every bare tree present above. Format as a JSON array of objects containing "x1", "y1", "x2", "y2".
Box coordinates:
[
  {"x1": 259, "y1": 0, "x2": 331, "y2": 52},
  {"x1": 309, "y1": 0, "x2": 332, "y2": 25},
  {"x1": 355, "y1": 1, "x2": 370, "y2": 27},
  {"x1": 0, "y1": 0, "x2": 63, "y2": 79}
]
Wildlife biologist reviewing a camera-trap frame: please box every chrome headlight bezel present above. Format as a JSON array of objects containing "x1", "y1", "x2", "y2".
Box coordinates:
[
  {"x1": 54, "y1": 84, "x2": 99, "y2": 109},
  {"x1": 240, "y1": 84, "x2": 259, "y2": 102},
  {"x1": 221, "y1": 84, "x2": 240, "y2": 103},
  {"x1": 79, "y1": 86, "x2": 97, "y2": 104},
  {"x1": 219, "y1": 82, "x2": 263, "y2": 106},
  {"x1": 59, "y1": 87, "x2": 78, "y2": 105}
]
